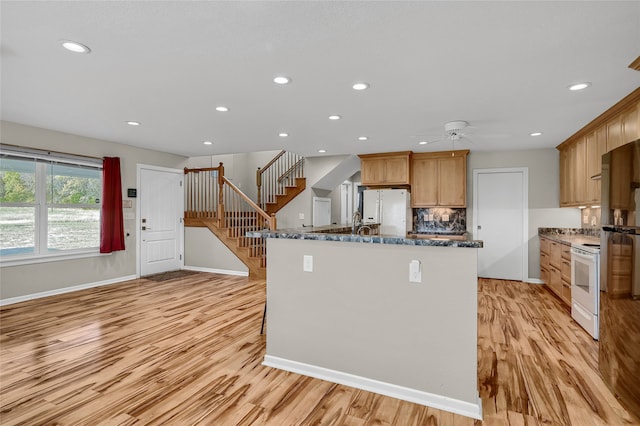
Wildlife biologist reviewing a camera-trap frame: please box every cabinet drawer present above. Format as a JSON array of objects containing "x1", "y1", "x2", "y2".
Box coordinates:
[
  {"x1": 561, "y1": 283, "x2": 572, "y2": 304},
  {"x1": 550, "y1": 242, "x2": 562, "y2": 268},
  {"x1": 561, "y1": 244, "x2": 571, "y2": 261},
  {"x1": 561, "y1": 258, "x2": 572, "y2": 284},
  {"x1": 549, "y1": 267, "x2": 562, "y2": 296},
  {"x1": 540, "y1": 252, "x2": 550, "y2": 269}
]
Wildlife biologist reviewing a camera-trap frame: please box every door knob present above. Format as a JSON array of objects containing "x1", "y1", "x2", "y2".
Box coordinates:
[{"x1": 477, "y1": 225, "x2": 482, "y2": 230}]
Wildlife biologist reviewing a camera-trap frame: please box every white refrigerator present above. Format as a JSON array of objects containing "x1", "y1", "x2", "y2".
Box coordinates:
[{"x1": 362, "y1": 189, "x2": 411, "y2": 236}]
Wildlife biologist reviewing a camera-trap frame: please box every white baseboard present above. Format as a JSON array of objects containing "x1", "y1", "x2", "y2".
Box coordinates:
[
  {"x1": 525, "y1": 278, "x2": 545, "y2": 284},
  {"x1": 0, "y1": 274, "x2": 137, "y2": 306},
  {"x1": 182, "y1": 265, "x2": 249, "y2": 277},
  {"x1": 263, "y1": 355, "x2": 483, "y2": 420}
]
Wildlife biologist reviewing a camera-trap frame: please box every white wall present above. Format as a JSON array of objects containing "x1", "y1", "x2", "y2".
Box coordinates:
[
  {"x1": 265, "y1": 238, "x2": 480, "y2": 417},
  {"x1": 0, "y1": 121, "x2": 188, "y2": 301},
  {"x1": 466, "y1": 148, "x2": 581, "y2": 280},
  {"x1": 276, "y1": 155, "x2": 350, "y2": 229},
  {"x1": 184, "y1": 227, "x2": 248, "y2": 275}
]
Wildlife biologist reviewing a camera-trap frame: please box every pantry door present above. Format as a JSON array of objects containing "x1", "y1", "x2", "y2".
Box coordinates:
[
  {"x1": 137, "y1": 164, "x2": 184, "y2": 277},
  {"x1": 473, "y1": 168, "x2": 528, "y2": 281}
]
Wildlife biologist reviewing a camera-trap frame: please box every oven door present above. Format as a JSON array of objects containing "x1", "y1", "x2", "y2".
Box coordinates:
[{"x1": 571, "y1": 249, "x2": 598, "y2": 312}]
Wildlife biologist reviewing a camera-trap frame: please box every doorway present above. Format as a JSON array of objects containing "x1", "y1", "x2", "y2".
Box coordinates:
[
  {"x1": 137, "y1": 164, "x2": 184, "y2": 277},
  {"x1": 473, "y1": 168, "x2": 528, "y2": 281}
]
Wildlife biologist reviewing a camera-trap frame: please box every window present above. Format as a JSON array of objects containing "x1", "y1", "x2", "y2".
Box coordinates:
[{"x1": 0, "y1": 146, "x2": 102, "y2": 262}]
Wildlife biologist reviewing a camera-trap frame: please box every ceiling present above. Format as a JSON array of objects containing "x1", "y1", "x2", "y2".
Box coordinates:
[{"x1": 1, "y1": 1, "x2": 639, "y2": 159}]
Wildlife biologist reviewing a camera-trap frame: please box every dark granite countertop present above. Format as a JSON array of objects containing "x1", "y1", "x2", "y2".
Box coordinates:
[
  {"x1": 247, "y1": 224, "x2": 483, "y2": 248},
  {"x1": 538, "y1": 228, "x2": 600, "y2": 247}
]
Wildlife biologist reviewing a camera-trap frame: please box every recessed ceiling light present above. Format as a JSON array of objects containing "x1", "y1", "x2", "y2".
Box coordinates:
[
  {"x1": 530, "y1": 132, "x2": 543, "y2": 136},
  {"x1": 318, "y1": 149, "x2": 327, "y2": 153},
  {"x1": 61, "y1": 40, "x2": 91, "y2": 54},
  {"x1": 279, "y1": 132, "x2": 289, "y2": 137},
  {"x1": 568, "y1": 82, "x2": 591, "y2": 91},
  {"x1": 358, "y1": 136, "x2": 368, "y2": 141},
  {"x1": 126, "y1": 121, "x2": 140, "y2": 126},
  {"x1": 274, "y1": 76, "x2": 291, "y2": 85},
  {"x1": 203, "y1": 141, "x2": 213, "y2": 145},
  {"x1": 329, "y1": 115, "x2": 341, "y2": 120},
  {"x1": 215, "y1": 106, "x2": 229, "y2": 112},
  {"x1": 419, "y1": 141, "x2": 428, "y2": 145},
  {"x1": 352, "y1": 82, "x2": 370, "y2": 91}
]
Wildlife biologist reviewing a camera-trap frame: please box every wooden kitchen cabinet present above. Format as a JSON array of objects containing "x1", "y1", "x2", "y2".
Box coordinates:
[
  {"x1": 411, "y1": 150, "x2": 468, "y2": 207},
  {"x1": 558, "y1": 87, "x2": 640, "y2": 208},
  {"x1": 559, "y1": 138, "x2": 587, "y2": 206},
  {"x1": 359, "y1": 151, "x2": 411, "y2": 186},
  {"x1": 585, "y1": 126, "x2": 606, "y2": 204},
  {"x1": 539, "y1": 236, "x2": 571, "y2": 305}
]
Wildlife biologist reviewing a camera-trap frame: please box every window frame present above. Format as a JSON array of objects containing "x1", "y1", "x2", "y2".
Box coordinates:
[{"x1": 0, "y1": 145, "x2": 107, "y2": 266}]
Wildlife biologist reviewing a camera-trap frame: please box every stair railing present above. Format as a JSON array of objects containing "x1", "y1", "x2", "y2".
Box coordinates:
[
  {"x1": 256, "y1": 150, "x2": 304, "y2": 210},
  {"x1": 185, "y1": 162, "x2": 276, "y2": 230},
  {"x1": 184, "y1": 164, "x2": 224, "y2": 223}
]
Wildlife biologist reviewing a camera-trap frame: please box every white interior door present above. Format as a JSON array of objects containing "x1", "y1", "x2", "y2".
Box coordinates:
[
  {"x1": 473, "y1": 168, "x2": 528, "y2": 281},
  {"x1": 138, "y1": 165, "x2": 184, "y2": 276},
  {"x1": 313, "y1": 197, "x2": 331, "y2": 227}
]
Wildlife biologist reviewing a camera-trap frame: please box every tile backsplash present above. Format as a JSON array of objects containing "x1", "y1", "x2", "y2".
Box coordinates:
[{"x1": 413, "y1": 208, "x2": 466, "y2": 234}]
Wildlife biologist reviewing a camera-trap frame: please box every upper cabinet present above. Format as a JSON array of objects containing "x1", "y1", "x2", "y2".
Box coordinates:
[
  {"x1": 411, "y1": 150, "x2": 469, "y2": 207},
  {"x1": 558, "y1": 88, "x2": 640, "y2": 207},
  {"x1": 359, "y1": 151, "x2": 411, "y2": 186}
]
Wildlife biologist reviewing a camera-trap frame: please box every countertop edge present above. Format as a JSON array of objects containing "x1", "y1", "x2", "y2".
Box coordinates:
[{"x1": 246, "y1": 230, "x2": 483, "y2": 248}]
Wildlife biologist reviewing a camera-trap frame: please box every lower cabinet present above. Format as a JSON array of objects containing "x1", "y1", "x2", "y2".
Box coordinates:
[{"x1": 540, "y1": 236, "x2": 571, "y2": 305}]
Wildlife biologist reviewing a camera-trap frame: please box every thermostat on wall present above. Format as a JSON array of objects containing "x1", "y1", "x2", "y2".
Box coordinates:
[{"x1": 127, "y1": 188, "x2": 137, "y2": 198}]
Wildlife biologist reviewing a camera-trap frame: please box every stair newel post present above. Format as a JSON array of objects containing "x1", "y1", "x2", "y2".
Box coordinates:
[
  {"x1": 217, "y1": 162, "x2": 225, "y2": 228},
  {"x1": 269, "y1": 213, "x2": 277, "y2": 231},
  {"x1": 256, "y1": 167, "x2": 262, "y2": 208}
]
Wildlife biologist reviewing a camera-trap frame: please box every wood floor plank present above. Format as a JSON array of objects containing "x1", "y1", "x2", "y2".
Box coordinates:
[{"x1": 1, "y1": 274, "x2": 639, "y2": 425}]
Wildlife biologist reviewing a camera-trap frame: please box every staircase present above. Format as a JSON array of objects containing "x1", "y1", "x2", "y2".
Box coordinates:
[
  {"x1": 257, "y1": 151, "x2": 305, "y2": 215},
  {"x1": 184, "y1": 152, "x2": 305, "y2": 280}
]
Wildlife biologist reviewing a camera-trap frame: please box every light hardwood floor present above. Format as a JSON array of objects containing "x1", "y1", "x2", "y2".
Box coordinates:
[{"x1": 1, "y1": 273, "x2": 638, "y2": 425}]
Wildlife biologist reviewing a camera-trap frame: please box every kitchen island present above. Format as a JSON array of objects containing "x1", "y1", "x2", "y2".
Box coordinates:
[{"x1": 249, "y1": 226, "x2": 483, "y2": 420}]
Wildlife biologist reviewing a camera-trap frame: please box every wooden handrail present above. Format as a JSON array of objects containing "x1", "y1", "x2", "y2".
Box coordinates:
[
  {"x1": 184, "y1": 166, "x2": 223, "y2": 173},
  {"x1": 223, "y1": 177, "x2": 276, "y2": 230},
  {"x1": 278, "y1": 158, "x2": 304, "y2": 183},
  {"x1": 258, "y1": 150, "x2": 286, "y2": 177}
]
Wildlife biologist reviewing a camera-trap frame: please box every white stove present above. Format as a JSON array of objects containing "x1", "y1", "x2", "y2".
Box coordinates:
[{"x1": 571, "y1": 242, "x2": 601, "y2": 339}]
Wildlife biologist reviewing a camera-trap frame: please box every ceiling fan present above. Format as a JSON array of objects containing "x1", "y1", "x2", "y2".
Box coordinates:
[{"x1": 417, "y1": 120, "x2": 474, "y2": 148}]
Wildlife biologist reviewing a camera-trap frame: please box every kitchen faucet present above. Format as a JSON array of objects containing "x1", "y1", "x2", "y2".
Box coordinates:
[{"x1": 352, "y1": 210, "x2": 362, "y2": 234}]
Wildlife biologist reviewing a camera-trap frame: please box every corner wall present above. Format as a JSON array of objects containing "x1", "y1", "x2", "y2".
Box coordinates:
[
  {"x1": 0, "y1": 121, "x2": 187, "y2": 301},
  {"x1": 466, "y1": 148, "x2": 580, "y2": 280}
]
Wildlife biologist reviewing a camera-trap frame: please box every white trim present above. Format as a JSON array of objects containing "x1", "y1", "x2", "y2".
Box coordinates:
[
  {"x1": 182, "y1": 265, "x2": 249, "y2": 277},
  {"x1": 136, "y1": 164, "x2": 185, "y2": 278},
  {"x1": 0, "y1": 250, "x2": 109, "y2": 267},
  {"x1": 0, "y1": 274, "x2": 136, "y2": 306},
  {"x1": 525, "y1": 278, "x2": 545, "y2": 284},
  {"x1": 263, "y1": 355, "x2": 483, "y2": 421},
  {"x1": 473, "y1": 167, "x2": 529, "y2": 282}
]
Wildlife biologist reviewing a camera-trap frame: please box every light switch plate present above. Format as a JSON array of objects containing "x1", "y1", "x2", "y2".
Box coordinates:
[
  {"x1": 299, "y1": 213, "x2": 305, "y2": 220},
  {"x1": 303, "y1": 255, "x2": 313, "y2": 272},
  {"x1": 442, "y1": 214, "x2": 450, "y2": 222}
]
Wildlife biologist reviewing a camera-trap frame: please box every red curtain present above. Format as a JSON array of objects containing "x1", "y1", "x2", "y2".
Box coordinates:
[{"x1": 100, "y1": 157, "x2": 125, "y2": 253}]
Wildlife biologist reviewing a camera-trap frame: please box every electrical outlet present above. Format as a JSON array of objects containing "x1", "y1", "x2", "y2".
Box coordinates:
[
  {"x1": 583, "y1": 214, "x2": 589, "y2": 224},
  {"x1": 299, "y1": 213, "x2": 305, "y2": 220},
  {"x1": 442, "y1": 214, "x2": 450, "y2": 222}
]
